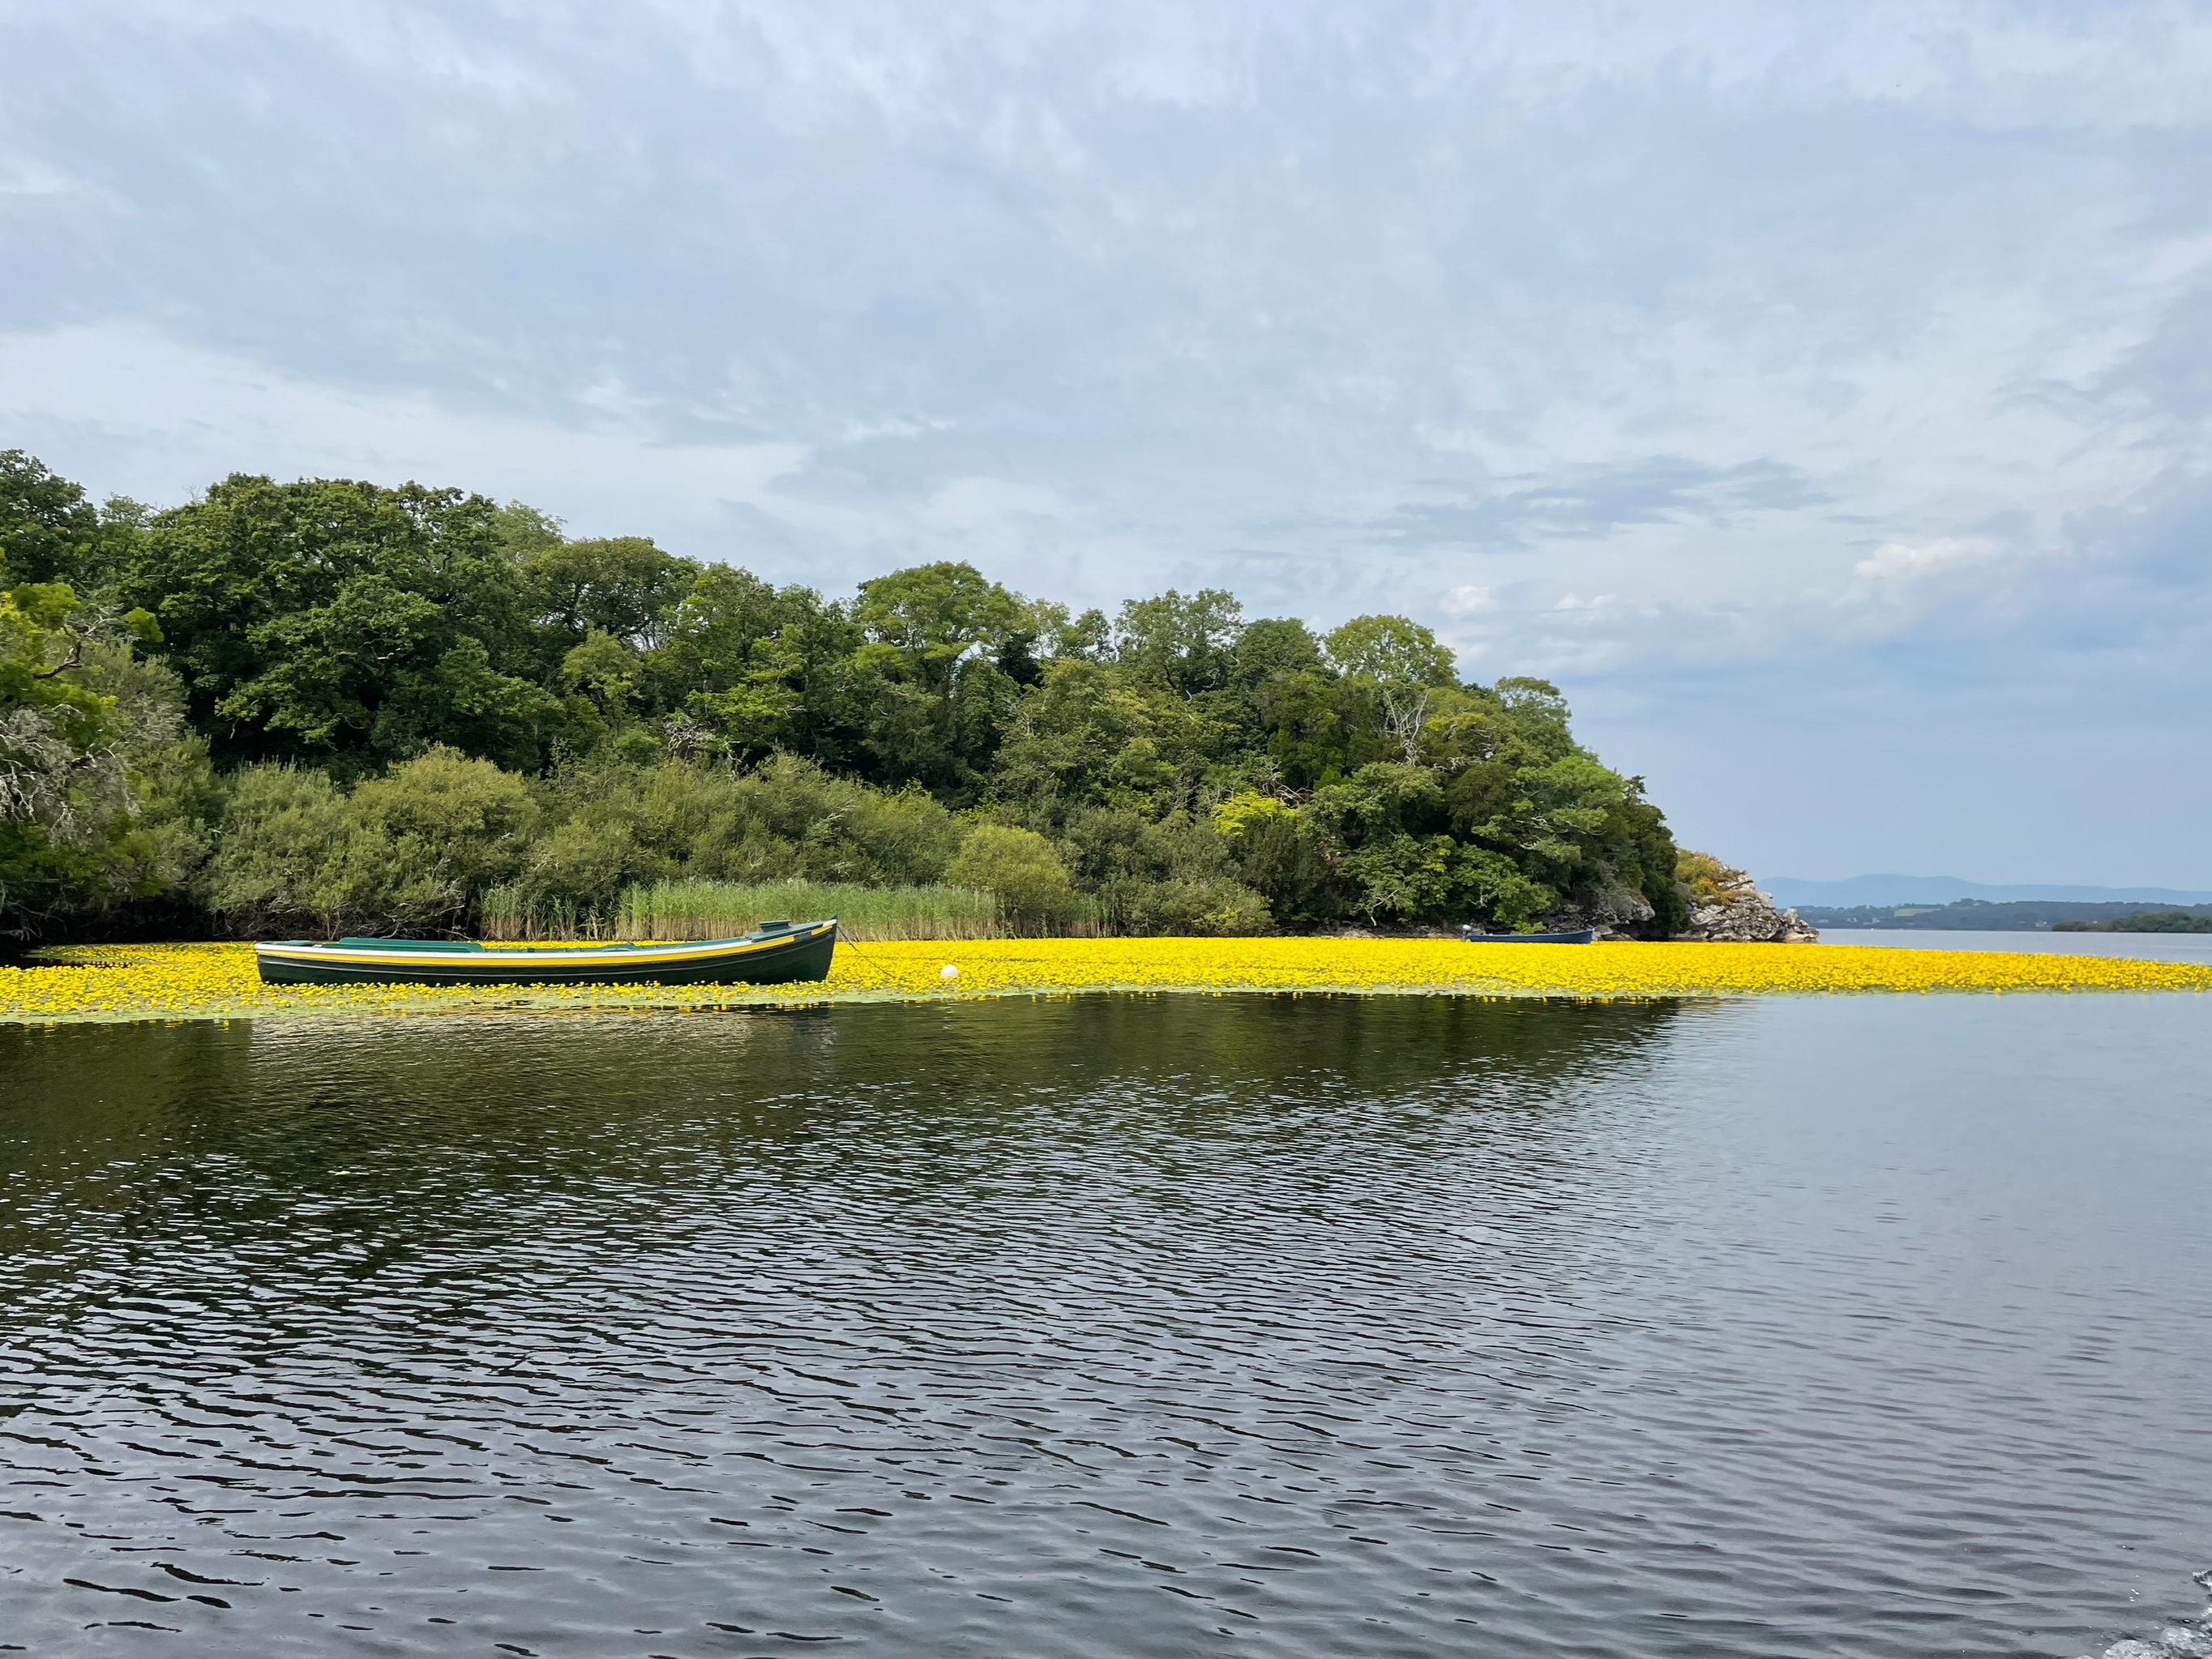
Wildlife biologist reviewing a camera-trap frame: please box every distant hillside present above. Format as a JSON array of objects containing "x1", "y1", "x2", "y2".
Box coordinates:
[
  {"x1": 1802, "y1": 900, "x2": 2212, "y2": 932},
  {"x1": 1765, "y1": 875, "x2": 2212, "y2": 908}
]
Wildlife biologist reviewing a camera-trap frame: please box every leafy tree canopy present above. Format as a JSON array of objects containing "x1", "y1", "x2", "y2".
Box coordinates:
[
  {"x1": 122, "y1": 475, "x2": 559, "y2": 772},
  {"x1": 11, "y1": 451, "x2": 1692, "y2": 940}
]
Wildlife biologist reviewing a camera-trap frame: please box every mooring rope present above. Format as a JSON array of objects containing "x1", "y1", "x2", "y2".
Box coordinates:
[{"x1": 832, "y1": 923, "x2": 898, "y2": 990}]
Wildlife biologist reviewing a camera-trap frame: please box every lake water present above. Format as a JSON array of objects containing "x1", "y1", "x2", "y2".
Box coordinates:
[{"x1": 2, "y1": 995, "x2": 2209, "y2": 1658}]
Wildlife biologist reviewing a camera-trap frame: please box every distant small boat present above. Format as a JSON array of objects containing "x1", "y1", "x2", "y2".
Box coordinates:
[
  {"x1": 1461, "y1": 927, "x2": 1597, "y2": 945},
  {"x1": 255, "y1": 920, "x2": 838, "y2": 987}
]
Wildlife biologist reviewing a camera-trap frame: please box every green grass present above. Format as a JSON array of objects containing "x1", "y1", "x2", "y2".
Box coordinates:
[{"x1": 481, "y1": 879, "x2": 1102, "y2": 943}]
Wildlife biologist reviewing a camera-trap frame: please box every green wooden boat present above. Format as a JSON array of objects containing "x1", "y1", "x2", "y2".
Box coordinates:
[
  {"x1": 1461, "y1": 926, "x2": 1597, "y2": 944},
  {"x1": 255, "y1": 919, "x2": 838, "y2": 987}
]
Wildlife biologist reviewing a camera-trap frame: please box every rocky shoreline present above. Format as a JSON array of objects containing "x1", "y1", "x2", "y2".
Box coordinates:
[
  {"x1": 2083, "y1": 1570, "x2": 2212, "y2": 1658},
  {"x1": 1671, "y1": 855, "x2": 1820, "y2": 943}
]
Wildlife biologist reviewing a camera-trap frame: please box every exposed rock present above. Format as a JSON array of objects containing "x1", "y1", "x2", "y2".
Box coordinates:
[
  {"x1": 2074, "y1": 1570, "x2": 2212, "y2": 1659},
  {"x1": 1674, "y1": 853, "x2": 1819, "y2": 943},
  {"x1": 2090, "y1": 1635, "x2": 2210, "y2": 1659},
  {"x1": 1536, "y1": 883, "x2": 1659, "y2": 941}
]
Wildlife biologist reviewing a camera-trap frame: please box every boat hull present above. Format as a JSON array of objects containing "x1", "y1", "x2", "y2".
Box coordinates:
[
  {"x1": 1462, "y1": 928, "x2": 1597, "y2": 945},
  {"x1": 255, "y1": 922, "x2": 839, "y2": 988}
]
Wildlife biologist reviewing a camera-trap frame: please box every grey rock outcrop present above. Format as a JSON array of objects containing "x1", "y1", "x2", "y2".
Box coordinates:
[
  {"x1": 1675, "y1": 856, "x2": 1819, "y2": 943},
  {"x1": 1535, "y1": 882, "x2": 1660, "y2": 941}
]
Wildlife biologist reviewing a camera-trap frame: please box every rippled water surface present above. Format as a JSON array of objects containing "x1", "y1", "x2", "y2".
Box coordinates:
[{"x1": 2, "y1": 995, "x2": 2209, "y2": 1658}]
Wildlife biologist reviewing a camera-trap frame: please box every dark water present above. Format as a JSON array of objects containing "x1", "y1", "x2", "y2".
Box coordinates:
[{"x1": 2, "y1": 995, "x2": 2208, "y2": 1658}]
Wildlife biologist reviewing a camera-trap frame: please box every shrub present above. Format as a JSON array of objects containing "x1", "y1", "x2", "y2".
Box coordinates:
[
  {"x1": 714, "y1": 753, "x2": 961, "y2": 885},
  {"x1": 349, "y1": 747, "x2": 539, "y2": 892},
  {"x1": 1106, "y1": 875, "x2": 1273, "y2": 936},
  {"x1": 342, "y1": 747, "x2": 539, "y2": 930},
  {"x1": 203, "y1": 747, "x2": 537, "y2": 936},
  {"x1": 199, "y1": 764, "x2": 357, "y2": 934},
  {"x1": 1676, "y1": 849, "x2": 1732, "y2": 906},
  {"x1": 947, "y1": 823, "x2": 1079, "y2": 933},
  {"x1": 516, "y1": 815, "x2": 641, "y2": 917}
]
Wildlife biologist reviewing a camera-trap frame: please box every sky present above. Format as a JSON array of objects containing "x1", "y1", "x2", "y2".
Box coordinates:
[{"x1": 2, "y1": 0, "x2": 2209, "y2": 883}]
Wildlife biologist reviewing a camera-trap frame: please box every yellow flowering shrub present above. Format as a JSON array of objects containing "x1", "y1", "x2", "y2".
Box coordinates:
[{"x1": 0, "y1": 938, "x2": 2206, "y2": 1024}]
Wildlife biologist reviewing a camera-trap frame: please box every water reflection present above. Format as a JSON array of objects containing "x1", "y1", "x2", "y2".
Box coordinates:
[{"x1": 1, "y1": 995, "x2": 2207, "y2": 1657}]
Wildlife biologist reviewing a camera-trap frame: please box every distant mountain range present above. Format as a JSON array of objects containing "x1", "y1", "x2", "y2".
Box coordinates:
[{"x1": 1761, "y1": 875, "x2": 2212, "y2": 908}]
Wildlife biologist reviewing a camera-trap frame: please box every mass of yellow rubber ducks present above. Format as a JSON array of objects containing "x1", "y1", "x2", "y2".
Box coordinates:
[{"x1": 0, "y1": 937, "x2": 2206, "y2": 1024}]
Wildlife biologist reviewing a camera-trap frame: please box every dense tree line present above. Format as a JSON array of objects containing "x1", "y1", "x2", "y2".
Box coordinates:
[
  {"x1": 2052, "y1": 911, "x2": 2212, "y2": 934},
  {"x1": 1, "y1": 449, "x2": 1688, "y2": 942}
]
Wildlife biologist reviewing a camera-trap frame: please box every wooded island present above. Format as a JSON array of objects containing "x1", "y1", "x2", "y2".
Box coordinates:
[{"x1": 2, "y1": 450, "x2": 1688, "y2": 944}]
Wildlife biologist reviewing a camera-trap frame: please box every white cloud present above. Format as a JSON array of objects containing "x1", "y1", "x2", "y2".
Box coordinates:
[
  {"x1": 1441, "y1": 584, "x2": 1494, "y2": 616},
  {"x1": 0, "y1": 154, "x2": 92, "y2": 199},
  {"x1": 1850, "y1": 535, "x2": 2009, "y2": 591}
]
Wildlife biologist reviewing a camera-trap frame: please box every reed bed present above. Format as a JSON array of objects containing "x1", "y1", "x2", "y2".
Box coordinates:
[
  {"x1": 477, "y1": 890, "x2": 618, "y2": 941},
  {"x1": 480, "y1": 879, "x2": 1102, "y2": 943}
]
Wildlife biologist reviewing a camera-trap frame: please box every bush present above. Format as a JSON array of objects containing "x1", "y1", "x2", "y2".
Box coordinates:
[
  {"x1": 342, "y1": 748, "x2": 538, "y2": 930},
  {"x1": 1676, "y1": 849, "x2": 1731, "y2": 906},
  {"x1": 349, "y1": 747, "x2": 539, "y2": 891},
  {"x1": 1225, "y1": 809, "x2": 1339, "y2": 926},
  {"x1": 199, "y1": 764, "x2": 357, "y2": 934},
  {"x1": 514, "y1": 815, "x2": 641, "y2": 917},
  {"x1": 699, "y1": 753, "x2": 961, "y2": 885},
  {"x1": 1056, "y1": 803, "x2": 1272, "y2": 934},
  {"x1": 1106, "y1": 874, "x2": 1273, "y2": 936},
  {"x1": 203, "y1": 748, "x2": 537, "y2": 936},
  {"x1": 947, "y1": 823, "x2": 1080, "y2": 933}
]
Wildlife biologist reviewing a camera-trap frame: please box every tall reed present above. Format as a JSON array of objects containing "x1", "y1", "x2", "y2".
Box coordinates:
[
  {"x1": 479, "y1": 887, "x2": 621, "y2": 943},
  {"x1": 624, "y1": 880, "x2": 1011, "y2": 943},
  {"x1": 480, "y1": 880, "x2": 1102, "y2": 942}
]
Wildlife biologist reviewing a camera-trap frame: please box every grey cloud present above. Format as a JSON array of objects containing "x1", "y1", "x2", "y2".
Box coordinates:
[
  {"x1": 2103, "y1": 275, "x2": 2212, "y2": 423},
  {"x1": 5, "y1": 0, "x2": 2212, "y2": 876},
  {"x1": 1484, "y1": 472, "x2": 2212, "y2": 729},
  {"x1": 0, "y1": 3, "x2": 2167, "y2": 448},
  {"x1": 2057, "y1": 468, "x2": 2212, "y2": 630},
  {"x1": 1376, "y1": 460, "x2": 1829, "y2": 550}
]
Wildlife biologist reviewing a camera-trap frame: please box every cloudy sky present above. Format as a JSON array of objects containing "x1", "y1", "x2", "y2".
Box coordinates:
[{"x1": 4, "y1": 0, "x2": 2210, "y2": 883}]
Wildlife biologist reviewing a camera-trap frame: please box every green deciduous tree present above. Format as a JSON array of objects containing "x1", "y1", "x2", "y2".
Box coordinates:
[
  {"x1": 1323, "y1": 614, "x2": 1457, "y2": 763},
  {"x1": 2, "y1": 583, "x2": 200, "y2": 935},
  {"x1": 525, "y1": 532, "x2": 696, "y2": 655},
  {"x1": 647, "y1": 566, "x2": 858, "y2": 765},
  {"x1": 849, "y1": 562, "x2": 1029, "y2": 796},
  {"x1": 1115, "y1": 588, "x2": 1244, "y2": 695},
  {"x1": 124, "y1": 475, "x2": 554, "y2": 771},
  {"x1": 0, "y1": 451, "x2": 144, "y2": 590}
]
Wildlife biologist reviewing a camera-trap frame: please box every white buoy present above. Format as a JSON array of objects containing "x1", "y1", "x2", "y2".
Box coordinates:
[{"x1": 940, "y1": 964, "x2": 960, "y2": 981}]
